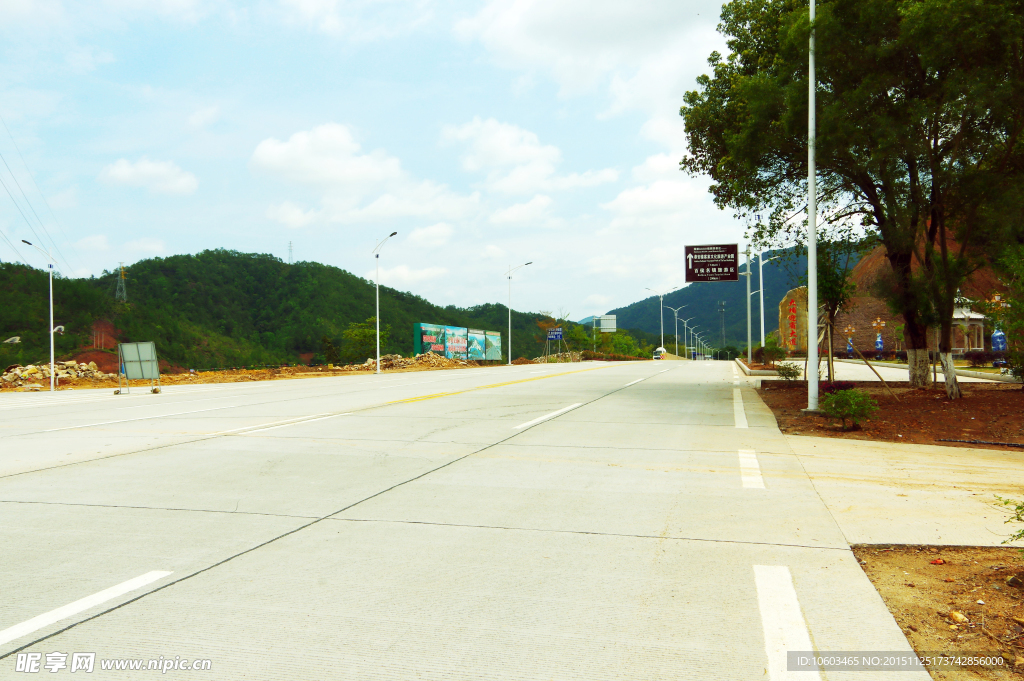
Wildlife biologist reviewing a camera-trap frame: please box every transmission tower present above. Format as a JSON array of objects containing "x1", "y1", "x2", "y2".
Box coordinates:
[
  {"x1": 288, "y1": 241, "x2": 293, "y2": 264},
  {"x1": 718, "y1": 300, "x2": 726, "y2": 347},
  {"x1": 115, "y1": 262, "x2": 127, "y2": 302}
]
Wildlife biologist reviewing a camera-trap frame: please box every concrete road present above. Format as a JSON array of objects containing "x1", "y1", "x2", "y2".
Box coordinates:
[{"x1": 1, "y1": 362, "x2": 929, "y2": 679}]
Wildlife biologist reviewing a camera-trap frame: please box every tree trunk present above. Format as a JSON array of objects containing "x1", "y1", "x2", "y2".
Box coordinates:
[
  {"x1": 938, "y1": 352, "x2": 961, "y2": 400},
  {"x1": 939, "y1": 320, "x2": 962, "y2": 400},
  {"x1": 907, "y1": 348, "x2": 933, "y2": 386}
]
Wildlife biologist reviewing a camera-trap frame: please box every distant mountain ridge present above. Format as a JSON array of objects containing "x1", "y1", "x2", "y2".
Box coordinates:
[
  {"x1": 0, "y1": 250, "x2": 556, "y2": 369},
  {"x1": 605, "y1": 248, "x2": 809, "y2": 348}
]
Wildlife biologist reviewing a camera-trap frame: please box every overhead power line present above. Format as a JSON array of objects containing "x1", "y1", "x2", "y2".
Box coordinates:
[{"x1": 0, "y1": 113, "x2": 82, "y2": 274}]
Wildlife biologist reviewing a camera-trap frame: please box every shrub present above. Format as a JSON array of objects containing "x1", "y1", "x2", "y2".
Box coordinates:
[
  {"x1": 763, "y1": 346, "x2": 787, "y2": 366},
  {"x1": 753, "y1": 346, "x2": 765, "y2": 364},
  {"x1": 965, "y1": 350, "x2": 992, "y2": 367},
  {"x1": 820, "y1": 380, "x2": 856, "y2": 395},
  {"x1": 895, "y1": 351, "x2": 908, "y2": 362},
  {"x1": 820, "y1": 388, "x2": 878, "y2": 430},
  {"x1": 776, "y1": 362, "x2": 801, "y2": 381},
  {"x1": 996, "y1": 496, "x2": 1024, "y2": 549},
  {"x1": 1008, "y1": 350, "x2": 1024, "y2": 389}
]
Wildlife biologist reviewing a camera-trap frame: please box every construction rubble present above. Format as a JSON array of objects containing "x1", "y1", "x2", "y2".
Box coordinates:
[
  {"x1": 341, "y1": 352, "x2": 477, "y2": 371},
  {"x1": 2, "y1": 361, "x2": 111, "y2": 389}
]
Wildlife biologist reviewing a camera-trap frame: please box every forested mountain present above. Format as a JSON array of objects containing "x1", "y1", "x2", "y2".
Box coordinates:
[
  {"x1": 606, "y1": 249, "x2": 809, "y2": 348},
  {"x1": 0, "y1": 250, "x2": 572, "y2": 369}
]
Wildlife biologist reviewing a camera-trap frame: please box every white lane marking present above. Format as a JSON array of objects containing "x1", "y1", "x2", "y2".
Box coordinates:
[
  {"x1": 42, "y1": 405, "x2": 239, "y2": 432},
  {"x1": 624, "y1": 378, "x2": 643, "y2": 387},
  {"x1": 753, "y1": 565, "x2": 823, "y2": 680},
  {"x1": 116, "y1": 396, "x2": 231, "y2": 410},
  {"x1": 513, "y1": 403, "x2": 583, "y2": 430},
  {"x1": 739, "y1": 449, "x2": 765, "y2": 489},
  {"x1": 210, "y1": 414, "x2": 332, "y2": 436},
  {"x1": 0, "y1": 571, "x2": 172, "y2": 647},
  {"x1": 241, "y1": 413, "x2": 351, "y2": 434},
  {"x1": 733, "y1": 388, "x2": 748, "y2": 429},
  {"x1": 659, "y1": 368, "x2": 669, "y2": 373}
]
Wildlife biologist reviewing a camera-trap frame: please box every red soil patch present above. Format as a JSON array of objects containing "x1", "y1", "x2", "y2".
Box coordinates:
[{"x1": 759, "y1": 381, "x2": 1024, "y2": 450}]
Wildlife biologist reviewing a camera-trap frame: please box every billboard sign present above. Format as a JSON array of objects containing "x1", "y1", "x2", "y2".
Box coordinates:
[
  {"x1": 595, "y1": 315, "x2": 616, "y2": 333},
  {"x1": 467, "y1": 329, "x2": 487, "y2": 360},
  {"x1": 685, "y1": 244, "x2": 739, "y2": 282},
  {"x1": 445, "y1": 326, "x2": 468, "y2": 360},
  {"x1": 485, "y1": 332, "x2": 502, "y2": 360},
  {"x1": 547, "y1": 327, "x2": 563, "y2": 340},
  {"x1": 416, "y1": 323, "x2": 504, "y2": 360},
  {"x1": 414, "y1": 323, "x2": 446, "y2": 355}
]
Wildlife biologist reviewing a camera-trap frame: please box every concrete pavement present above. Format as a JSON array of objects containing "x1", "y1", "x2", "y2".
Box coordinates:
[{"x1": 1, "y1": 361, "x2": 935, "y2": 679}]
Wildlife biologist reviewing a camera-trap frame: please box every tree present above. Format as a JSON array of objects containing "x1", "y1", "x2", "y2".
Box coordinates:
[
  {"x1": 681, "y1": 0, "x2": 1024, "y2": 398},
  {"x1": 320, "y1": 335, "x2": 340, "y2": 365},
  {"x1": 342, "y1": 317, "x2": 389, "y2": 363},
  {"x1": 997, "y1": 244, "x2": 1024, "y2": 388}
]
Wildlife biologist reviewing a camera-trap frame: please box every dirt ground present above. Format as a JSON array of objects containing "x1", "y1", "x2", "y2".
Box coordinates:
[
  {"x1": 759, "y1": 382, "x2": 1024, "y2": 451},
  {"x1": 854, "y1": 545, "x2": 1024, "y2": 679},
  {"x1": 0, "y1": 356, "x2": 506, "y2": 392}
]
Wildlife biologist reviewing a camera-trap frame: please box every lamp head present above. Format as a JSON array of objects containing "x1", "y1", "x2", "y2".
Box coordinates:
[
  {"x1": 22, "y1": 239, "x2": 32, "y2": 245},
  {"x1": 390, "y1": 231, "x2": 397, "y2": 237}
]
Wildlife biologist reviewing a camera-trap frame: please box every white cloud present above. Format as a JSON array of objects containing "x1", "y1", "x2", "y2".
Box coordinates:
[
  {"x1": 584, "y1": 293, "x2": 610, "y2": 307},
  {"x1": 49, "y1": 185, "x2": 78, "y2": 209},
  {"x1": 600, "y1": 179, "x2": 703, "y2": 228},
  {"x1": 267, "y1": 201, "x2": 318, "y2": 229},
  {"x1": 442, "y1": 117, "x2": 616, "y2": 194},
  {"x1": 275, "y1": 0, "x2": 433, "y2": 39},
  {"x1": 188, "y1": 105, "x2": 220, "y2": 128},
  {"x1": 100, "y1": 158, "x2": 198, "y2": 195},
  {"x1": 75, "y1": 234, "x2": 109, "y2": 252},
  {"x1": 66, "y1": 46, "x2": 114, "y2": 74},
  {"x1": 631, "y1": 153, "x2": 681, "y2": 182},
  {"x1": 489, "y1": 194, "x2": 551, "y2": 224},
  {"x1": 253, "y1": 123, "x2": 477, "y2": 223},
  {"x1": 456, "y1": 1, "x2": 724, "y2": 147},
  {"x1": 407, "y1": 222, "x2": 453, "y2": 248},
  {"x1": 480, "y1": 244, "x2": 504, "y2": 260},
  {"x1": 123, "y1": 237, "x2": 165, "y2": 255},
  {"x1": 253, "y1": 123, "x2": 402, "y2": 188},
  {"x1": 370, "y1": 264, "x2": 448, "y2": 288}
]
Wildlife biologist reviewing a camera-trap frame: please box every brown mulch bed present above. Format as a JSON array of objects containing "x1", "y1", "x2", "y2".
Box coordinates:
[
  {"x1": 854, "y1": 545, "x2": 1024, "y2": 679},
  {"x1": 759, "y1": 381, "x2": 1024, "y2": 450}
]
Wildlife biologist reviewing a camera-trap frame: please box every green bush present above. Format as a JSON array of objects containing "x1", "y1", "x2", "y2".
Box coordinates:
[
  {"x1": 820, "y1": 389, "x2": 878, "y2": 430},
  {"x1": 776, "y1": 362, "x2": 801, "y2": 381},
  {"x1": 763, "y1": 346, "x2": 787, "y2": 366},
  {"x1": 996, "y1": 496, "x2": 1024, "y2": 550}
]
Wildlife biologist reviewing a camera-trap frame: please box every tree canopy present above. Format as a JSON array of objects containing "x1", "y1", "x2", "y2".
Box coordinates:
[{"x1": 681, "y1": 0, "x2": 1024, "y2": 393}]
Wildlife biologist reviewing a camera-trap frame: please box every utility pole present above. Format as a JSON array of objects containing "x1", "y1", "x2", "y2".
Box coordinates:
[
  {"x1": 115, "y1": 263, "x2": 127, "y2": 302},
  {"x1": 288, "y1": 241, "x2": 293, "y2": 265}
]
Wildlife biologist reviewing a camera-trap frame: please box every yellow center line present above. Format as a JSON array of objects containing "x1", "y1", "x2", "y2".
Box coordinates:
[{"x1": 385, "y1": 364, "x2": 619, "y2": 404}]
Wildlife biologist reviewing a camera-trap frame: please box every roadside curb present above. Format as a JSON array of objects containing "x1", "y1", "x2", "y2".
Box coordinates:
[
  {"x1": 832, "y1": 358, "x2": 1019, "y2": 383},
  {"x1": 735, "y1": 358, "x2": 778, "y2": 376}
]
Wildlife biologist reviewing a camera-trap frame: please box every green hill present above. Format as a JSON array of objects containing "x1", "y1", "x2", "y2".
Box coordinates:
[
  {"x1": 1, "y1": 250, "x2": 652, "y2": 369},
  {"x1": 606, "y1": 249, "x2": 809, "y2": 349}
]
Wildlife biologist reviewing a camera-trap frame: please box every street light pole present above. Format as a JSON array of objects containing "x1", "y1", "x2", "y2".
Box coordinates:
[
  {"x1": 505, "y1": 262, "x2": 532, "y2": 365},
  {"x1": 680, "y1": 317, "x2": 694, "y2": 359},
  {"x1": 689, "y1": 325, "x2": 700, "y2": 360},
  {"x1": 665, "y1": 305, "x2": 687, "y2": 357},
  {"x1": 757, "y1": 249, "x2": 782, "y2": 349},
  {"x1": 646, "y1": 285, "x2": 678, "y2": 350},
  {"x1": 807, "y1": 0, "x2": 819, "y2": 411},
  {"x1": 22, "y1": 239, "x2": 56, "y2": 392},
  {"x1": 372, "y1": 232, "x2": 397, "y2": 375},
  {"x1": 743, "y1": 244, "x2": 753, "y2": 365}
]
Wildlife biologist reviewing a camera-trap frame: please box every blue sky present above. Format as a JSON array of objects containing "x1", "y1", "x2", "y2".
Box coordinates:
[{"x1": 0, "y1": 0, "x2": 746, "y2": 319}]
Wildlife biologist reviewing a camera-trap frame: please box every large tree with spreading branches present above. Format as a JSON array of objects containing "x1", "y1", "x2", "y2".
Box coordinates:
[{"x1": 681, "y1": 0, "x2": 1024, "y2": 397}]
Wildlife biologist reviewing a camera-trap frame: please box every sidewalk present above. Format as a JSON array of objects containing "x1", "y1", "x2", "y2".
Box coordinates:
[{"x1": 786, "y1": 434, "x2": 1024, "y2": 546}]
